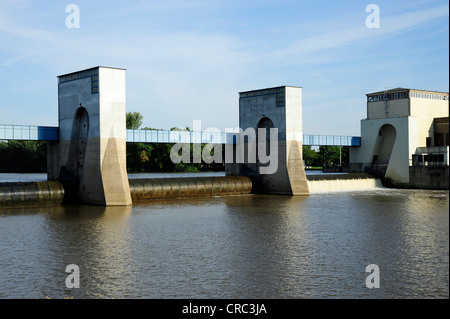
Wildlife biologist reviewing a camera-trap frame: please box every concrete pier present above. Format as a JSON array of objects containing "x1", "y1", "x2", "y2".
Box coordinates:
[
  {"x1": 47, "y1": 67, "x2": 132, "y2": 206},
  {"x1": 226, "y1": 86, "x2": 310, "y2": 196}
]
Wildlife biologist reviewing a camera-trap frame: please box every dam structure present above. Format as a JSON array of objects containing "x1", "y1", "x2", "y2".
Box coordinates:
[
  {"x1": 45, "y1": 66, "x2": 259, "y2": 206},
  {"x1": 47, "y1": 67, "x2": 132, "y2": 206},
  {"x1": 225, "y1": 86, "x2": 310, "y2": 196},
  {"x1": 1, "y1": 66, "x2": 377, "y2": 207},
  {"x1": 349, "y1": 88, "x2": 449, "y2": 189},
  {"x1": 0, "y1": 67, "x2": 311, "y2": 206}
]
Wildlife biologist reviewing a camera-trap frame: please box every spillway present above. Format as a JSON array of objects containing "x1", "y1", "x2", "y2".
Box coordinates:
[
  {"x1": 0, "y1": 181, "x2": 65, "y2": 207},
  {"x1": 0, "y1": 173, "x2": 383, "y2": 206},
  {"x1": 307, "y1": 173, "x2": 383, "y2": 193},
  {"x1": 0, "y1": 176, "x2": 253, "y2": 206},
  {"x1": 129, "y1": 176, "x2": 253, "y2": 200}
]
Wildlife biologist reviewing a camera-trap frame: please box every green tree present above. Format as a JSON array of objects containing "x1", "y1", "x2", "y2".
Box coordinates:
[
  {"x1": 126, "y1": 142, "x2": 154, "y2": 172},
  {"x1": 142, "y1": 127, "x2": 162, "y2": 131},
  {"x1": 124, "y1": 113, "x2": 224, "y2": 173},
  {"x1": 302, "y1": 146, "x2": 320, "y2": 167},
  {"x1": 126, "y1": 112, "x2": 144, "y2": 129},
  {"x1": 170, "y1": 127, "x2": 190, "y2": 131},
  {"x1": 0, "y1": 140, "x2": 47, "y2": 172},
  {"x1": 319, "y1": 146, "x2": 349, "y2": 167}
]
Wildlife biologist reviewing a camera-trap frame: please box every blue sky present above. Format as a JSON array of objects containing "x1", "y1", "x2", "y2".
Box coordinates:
[{"x1": 0, "y1": 0, "x2": 448, "y2": 135}]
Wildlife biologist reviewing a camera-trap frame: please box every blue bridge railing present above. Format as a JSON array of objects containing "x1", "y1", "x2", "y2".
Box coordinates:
[
  {"x1": 0, "y1": 124, "x2": 59, "y2": 141},
  {"x1": 0, "y1": 124, "x2": 361, "y2": 147},
  {"x1": 303, "y1": 134, "x2": 361, "y2": 147},
  {"x1": 126, "y1": 129, "x2": 233, "y2": 144}
]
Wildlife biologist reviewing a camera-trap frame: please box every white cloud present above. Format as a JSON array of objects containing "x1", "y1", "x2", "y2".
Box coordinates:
[
  {"x1": 264, "y1": 4, "x2": 449, "y2": 63},
  {"x1": 0, "y1": 1, "x2": 448, "y2": 133}
]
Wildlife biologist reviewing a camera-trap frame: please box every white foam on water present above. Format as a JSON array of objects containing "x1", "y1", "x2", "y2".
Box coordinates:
[{"x1": 308, "y1": 176, "x2": 384, "y2": 194}]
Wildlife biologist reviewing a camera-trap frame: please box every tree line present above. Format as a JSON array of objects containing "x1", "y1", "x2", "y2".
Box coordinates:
[
  {"x1": 302, "y1": 145, "x2": 349, "y2": 168},
  {"x1": 0, "y1": 112, "x2": 348, "y2": 173},
  {"x1": 0, "y1": 140, "x2": 47, "y2": 172}
]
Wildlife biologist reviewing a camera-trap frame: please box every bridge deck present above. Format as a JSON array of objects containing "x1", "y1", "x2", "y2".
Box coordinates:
[
  {"x1": 0, "y1": 124, "x2": 59, "y2": 141},
  {"x1": 0, "y1": 124, "x2": 361, "y2": 146}
]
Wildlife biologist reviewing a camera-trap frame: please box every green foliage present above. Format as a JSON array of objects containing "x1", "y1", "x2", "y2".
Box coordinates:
[
  {"x1": 302, "y1": 145, "x2": 349, "y2": 168},
  {"x1": 302, "y1": 146, "x2": 320, "y2": 167},
  {"x1": 319, "y1": 146, "x2": 349, "y2": 167},
  {"x1": 126, "y1": 113, "x2": 221, "y2": 173},
  {"x1": 0, "y1": 140, "x2": 47, "y2": 172},
  {"x1": 126, "y1": 112, "x2": 144, "y2": 130},
  {"x1": 142, "y1": 127, "x2": 162, "y2": 131},
  {"x1": 170, "y1": 127, "x2": 190, "y2": 131},
  {"x1": 125, "y1": 142, "x2": 224, "y2": 173}
]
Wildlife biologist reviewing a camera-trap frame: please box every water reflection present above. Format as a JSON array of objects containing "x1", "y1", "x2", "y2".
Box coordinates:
[
  {"x1": 0, "y1": 189, "x2": 448, "y2": 299},
  {"x1": 0, "y1": 205, "x2": 134, "y2": 298},
  {"x1": 220, "y1": 195, "x2": 312, "y2": 298},
  {"x1": 44, "y1": 205, "x2": 134, "y2": 298}
]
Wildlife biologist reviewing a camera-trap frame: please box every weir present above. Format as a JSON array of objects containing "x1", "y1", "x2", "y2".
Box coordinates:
[
  {"x1": 44, "y1": 68, "x2": 310, "y2": 205},
  {"x1": 0, "y1": 176, "x2": 252, "y2": 206},
  {"x1": 0, "y1": 174, "x2": 383, "y2": 206},
  {"x1": 129, "y1": 176, "x2": 253, "y2": 200},
  {"x1": 307, "y1": 173, "x2": 383, "y2": 193},
  {"x1": 0, "y1": 181, "x2": 65, "y2": 207},
  {"x1": 0, "y1": 67, "x2": 367, "y2": 206}
]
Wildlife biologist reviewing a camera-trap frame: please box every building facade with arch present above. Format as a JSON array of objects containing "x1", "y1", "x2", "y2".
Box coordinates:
[{"x1": 349, "y1": 88, "x2": 449, "y2": 186}]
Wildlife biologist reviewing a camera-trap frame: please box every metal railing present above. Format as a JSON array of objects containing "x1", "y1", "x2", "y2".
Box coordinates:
[
  {"x1": 0, "y1": 124, "x2": 59, "y2": 141},
  {"x1": 0, "y1": 124, "x2": 362, "y2": 147},
  {"x1": 126, "y1": 130, "x2": 361, "y2": 146},
  {"x1": 126, "y1": 129, "x2": 231, "y2": 144},
  {"x1": 302, "y1": 134, "x2": 361, "y2": 146}
]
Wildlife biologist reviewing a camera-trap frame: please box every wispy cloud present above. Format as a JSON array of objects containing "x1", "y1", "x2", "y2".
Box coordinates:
[
  {"x1": 264, "y1": 4, "x2": 449, "y2": 63},
  {"x1": 0, "y1": 1, "x2": 448, "y2": 133}
]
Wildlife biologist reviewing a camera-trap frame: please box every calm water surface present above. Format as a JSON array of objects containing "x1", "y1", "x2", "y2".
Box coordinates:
[{"x1": 0, "y1": 173, "x2": 448, "y2": 299}]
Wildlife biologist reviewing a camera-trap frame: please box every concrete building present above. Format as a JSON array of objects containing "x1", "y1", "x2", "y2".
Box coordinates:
[
  {"x1": 47, "y1": 66, "x2": 132, "y2": 205},
  {"x1": 225, "y1": 86, "x2": 310, "y2": 195},
  {"x1": 350, "y1": 88, "x2": 449, "y2": 187}
]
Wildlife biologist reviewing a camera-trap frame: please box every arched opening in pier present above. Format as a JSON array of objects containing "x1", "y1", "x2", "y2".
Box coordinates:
[
  {"x1": 60, "y1": 106, "x2": 90, "y2": 202},
  {"x1": 256, "y1": 117, "x2": 274, "y2": 170},
  {"x1": 371, "y1": 124, "x2": 396, "y2": 174},
  {"x1": 67, "y1": 107, "x2": 89, "y2": 176}
]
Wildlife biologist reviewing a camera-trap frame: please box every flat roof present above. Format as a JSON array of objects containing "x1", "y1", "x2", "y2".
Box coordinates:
[
  {"x1": 239, "y1": 85, "x2": 302, "y2": 94},
  {"x1": 57, "y1": 66, "x2": 126, "y2": 78},
  {"x1": 367, "y1": 87, "x2": 449, "y2": 96}
]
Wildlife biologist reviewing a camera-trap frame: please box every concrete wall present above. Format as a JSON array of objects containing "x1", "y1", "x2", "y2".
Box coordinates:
[
  {"x1": 350, "y1": 89, "x2": 448, "y2": 186},
  {"x1": 285, "y1": 87, "x2": 309, "y2": 195},
  {"x1": 349, "y1": 116, "x2": 418, "y2": 184},
  {"x1": 98, "y1": 67, "x2": 131, "y2": 205},
  {"x1": 410, "y1": 96, "x2": 449, "y2": 148},
  {"x1": 368, "y1": 98, "x2": 410, "y2": 119},
  {"x1": 226, "y1": 86, "x2": 309, "y2": 195},
  {"x1": 409, "y1": 166, "x2": 449, "y2": 190},
  {"x1": 48, "y1": 67, "x2": 131, "y2": 206}
]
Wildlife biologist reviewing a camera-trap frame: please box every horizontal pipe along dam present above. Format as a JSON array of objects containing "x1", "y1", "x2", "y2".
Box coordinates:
[
  {"x1": 0, "y1": 181, "x2": 65, "y2": 207},
  {"x1": 129, "y1": 176, "x2": 253, "y2": 201},
  {"x1": 0, "y1": 174, "x2": 381, "y2": 206},
  {"x1": 0, "y1": 176, "x2": 254, "y2": 206}
]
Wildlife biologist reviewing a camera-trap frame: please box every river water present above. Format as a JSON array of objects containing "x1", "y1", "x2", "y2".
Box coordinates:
[{"x1": 0, "y1": 172, "x2": 448, "y2": 299}]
